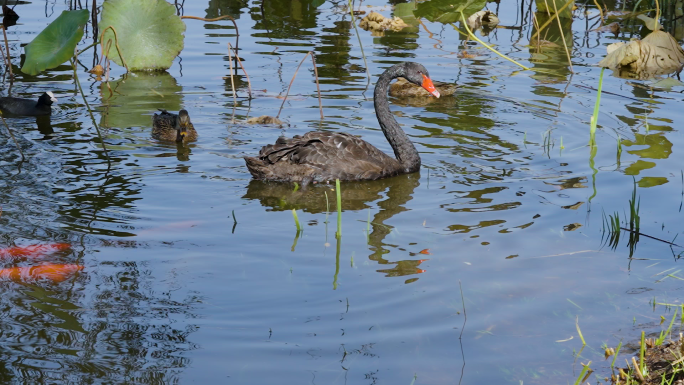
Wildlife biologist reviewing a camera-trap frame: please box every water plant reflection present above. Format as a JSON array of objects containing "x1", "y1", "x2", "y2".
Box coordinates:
[{"x1": 243, "y1": 173, "x2": 426, "y2": 279}]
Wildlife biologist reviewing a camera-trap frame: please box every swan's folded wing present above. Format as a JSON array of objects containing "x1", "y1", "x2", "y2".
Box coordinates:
[{"x1": 255, "y1": 131, "x2": 400, "y2": 181}]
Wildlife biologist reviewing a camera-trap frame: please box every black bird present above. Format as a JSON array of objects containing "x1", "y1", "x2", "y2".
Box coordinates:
[
  {"x1": 0, "y1": 92, "x2": 57, "y2": 116},
  {"x1": 244, "y1": 62, "x2": 440, "y2": 185}
]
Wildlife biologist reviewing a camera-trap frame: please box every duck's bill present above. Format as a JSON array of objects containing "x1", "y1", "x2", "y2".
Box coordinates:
[{"x1": 421, "y1": 75, "x2": 440, "y2": 98}]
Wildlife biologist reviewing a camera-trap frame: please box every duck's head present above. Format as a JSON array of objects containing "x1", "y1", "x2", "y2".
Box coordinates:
[
  {"x1": 401, "y1": 62, "x2": 440, "y2": 98},
  {"x1": 176, "y1": 109, "x2": 192, "y2": 142},
  {"x1": 38, "y1": 91, "x2": 58, "y2": 106}
]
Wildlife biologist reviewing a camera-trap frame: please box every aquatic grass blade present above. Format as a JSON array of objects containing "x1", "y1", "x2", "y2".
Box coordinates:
[
  {"x1": 573, "y1": 361, "x2": 592, "y2": 385},
  {"x1": 348, "y1": 0, "x2": 371, "y2": 83},
  {"x1": 589, "y1": 68, "x2": 605, "y2": 147},
  {"x1": 655, "y1": 308, "x2": 678, "y2": 346},
  {"x1": 324, "y1": 190, "x2": 330, "y2": 224},
  {"x1": 335, "y1": 179, "x2": 342, "y2": 239},
  {"x1": 366, "y1": 208, "x2": 371, "y2": 243},
  {"x1": 291, "y1": 209, "x2": 302, "y2": 232},
  {"x1": 640, "y1": 331, "x2": 646, "y2": 374},
  {"x1": 456, "y1": 12, "x2": 530, "y2": 70},
  {"x1": 576, "y1": 316, "x2": 586, "y2": 346},
  {"x1": 611, "y1": 341, "x2": 622, "y2": 371}
]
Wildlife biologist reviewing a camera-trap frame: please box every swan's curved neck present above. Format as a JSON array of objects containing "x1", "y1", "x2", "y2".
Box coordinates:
[{"x1": 374, "y1": 64, "x2": 421, "y2": 173}]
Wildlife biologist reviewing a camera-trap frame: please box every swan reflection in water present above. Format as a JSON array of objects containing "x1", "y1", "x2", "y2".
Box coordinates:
[{"x1": 242, "y1": 173, "x2": 427, "y2": 281}]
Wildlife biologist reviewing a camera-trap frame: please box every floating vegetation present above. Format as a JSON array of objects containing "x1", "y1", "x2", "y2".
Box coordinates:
[
  {"x1": 465, "y1": 10, "x2": 499, "y2": 30},
  {"x1": 246, "y1": 115, "x2": 283, "y2": 125},
  {"x1": 598, "y1": 30, "x2": 684, "y2": 79},
  {"x1": 358, "y1": 11, "x2": 409, "y2": 35}
]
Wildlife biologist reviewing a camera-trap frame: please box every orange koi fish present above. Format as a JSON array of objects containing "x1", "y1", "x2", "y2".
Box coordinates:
[
  {"x1": 0, "y1": 264, "x2": 84, "y2": 283},
  {"x1": 0, "y1": 243, "x2": 71, "y2": 259}
]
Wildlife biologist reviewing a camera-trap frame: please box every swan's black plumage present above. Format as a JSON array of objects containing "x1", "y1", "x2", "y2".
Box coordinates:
[
  {"x1": 244, "y1": 62, "x2": 440, "y2": 184},
  {"x1": 0, "y1": 92, "x2": 57, "y2": 116}
]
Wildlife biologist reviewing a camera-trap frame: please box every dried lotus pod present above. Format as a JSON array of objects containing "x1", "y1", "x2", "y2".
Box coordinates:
[{"x1": 89, "y1": 64, "x2": 104, "y2": 76}]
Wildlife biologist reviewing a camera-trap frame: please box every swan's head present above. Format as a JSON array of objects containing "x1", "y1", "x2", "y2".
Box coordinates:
[
  {"x1": 176, "y1": 109, "x2": 192, "y2": 141},
  {"x1": 402, "y1": 62, "x2": 440, "y2": 98},
  {"x1": 39, "y1": 91, "x2": 58, "y2": 106}
]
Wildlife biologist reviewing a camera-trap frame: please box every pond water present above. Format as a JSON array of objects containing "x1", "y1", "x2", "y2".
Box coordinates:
[{"x1": 1, "y1": 0, "x2": 683, "y2": 383}]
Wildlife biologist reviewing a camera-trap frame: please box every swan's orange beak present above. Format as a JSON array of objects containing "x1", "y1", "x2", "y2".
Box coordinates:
[{"x1": 421, "y1": 75, "x2": 440, "y2": 98}]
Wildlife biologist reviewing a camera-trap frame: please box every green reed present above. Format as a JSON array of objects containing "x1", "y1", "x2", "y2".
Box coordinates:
[
  {"x1": 610, "y1": 341, "x2": 622, "y2": 371},
  {"x1": 628, "y1": 179, "x2": 641, "y2": 234},
  {"x1": 639, "y1": 331, "x2": 646, "y2": 375},
  {"x1": 655, "y1": 308, "x2": 678, "y2": 346},
  {"x1": 617, "y1": 135, "x2": 622, "y2": 162},
  {"x1": 576, "y1": 316, "x2": 587, "y2": 346},
  {"x1": 324, "y1": 190, "x2": 330, "y2": 224},
  {"x1": 291, "y1": 209, "x2": 302, "y2": 232},
  {"x1": 366, "y1": 208, "x2": 371, "y2": 243},
  {"x1": 573, "y1": 361, "x2": 592, "y2": 385},
  {"x1": 335, "y1": 179, "x2": 342, "y2": 239},
  {"x1": 589, "y1": 68, "x2": 606, "y2": 147},
  {"x1": 601, "y1": 209, "x2": 621, "y2": 250}
]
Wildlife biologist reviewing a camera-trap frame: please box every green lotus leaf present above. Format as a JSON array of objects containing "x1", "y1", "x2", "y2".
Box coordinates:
[
  {"x1": 21, "y1": 10, "x2": 89, "y2": 75},
  {"x1": 99, "y1": 0, "x2": 186, "y2": 71},
  {"x1": 394, "y1": 3, "x2": 419, "y2": 26},
  {"x1": 414, "y1": 0, "x2": 486, "y2": 24}
]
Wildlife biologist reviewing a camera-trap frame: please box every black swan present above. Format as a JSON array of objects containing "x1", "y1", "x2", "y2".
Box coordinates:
[
  {"x1": 152, "y1": 109, "x2": 197, "y2": 143},
  {"x1": 244, "y1": 62, "x2": 440, "y2": 184},
  {"x1": 0, "y1": 92, "x2": 57, "y2": 116}
]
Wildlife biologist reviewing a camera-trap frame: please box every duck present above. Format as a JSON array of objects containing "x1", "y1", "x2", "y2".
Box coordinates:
[
  {"x1": 0, "y1": 92, "x2": 57, "y2": 116},
  {"x1": 389, "y1": 77, "x2": 457, "y2": 97},
  {"x1": 244, "y1": 62, "x2": 440, "y2": 185},
  {"x1": 152, "y1": 109, "x2": 197, "y2": 143}
]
